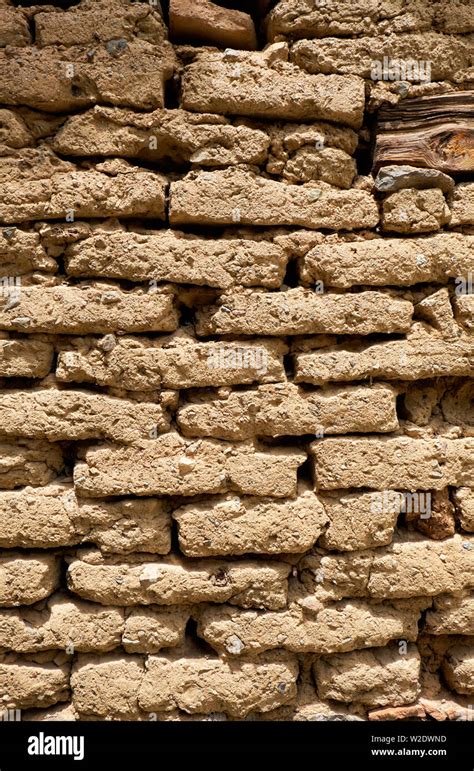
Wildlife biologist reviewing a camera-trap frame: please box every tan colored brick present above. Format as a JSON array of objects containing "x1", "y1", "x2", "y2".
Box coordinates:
[
  {"x1": 65, "y1": 229, "x2": 286, "y2": 288},
  {"x1": 0, "y1": 484, "x2": 172, "y2": 553},
  {"x1": 0, "y1": 389, "x2": 168, "y2": 444},
  {"x1": 198, "y1": 598, "x2": 425, "y2": 656},
  {"x1": 449, "y1": 183, "x2": 474, "y2": 226},
  {"x1": 310, "y1": 436, "x2": 474, "y2": 491},
  {"x1": 0, "y1": 285, "x2": 177, "y2": 334},
  {"x1": 0, "y1": 228, "x2": 56, "y2": 275},
  {"x1": 0, "y1": 339, "x2": 54, "y2": 379},
  {"x1": 0, "y1": 41, "x2": 176, "y2": 112},
  {"x1": 295, "y1": 324, "x2": 474, "y2": 385},
  {"x1": 138, "y1": 652, "x2": 298, "y2": 717},
  {"x1": 56, "y1": 336, "x2": 287, "y2": 390},
  {"x1": 382, "y1": 189, "x2": 451, "y2": 233},
  {"x1": 425, "y1": 595, "x2": 474, "y2": 635},
  {"x1": 292, "y1": 33, "x2": 472, "y2": 81},
  {"x1": 122, "y1": 607, "x2": 190, "y2": 653},
  {"x1": 0, "y1": 553, "x2": 60, "y2": 607},
  {"x1": 319, "y1": 491, "x2": 401, "y2": 551},
  {"x1": 442, "y1": 643, "x2": 474, "y2": 695},
  {"x1": 0, "y1": 438, "x2": 63, "y2": 489},
  {"x1": 0, "y1": 7, "x2": 30, "y2": 47},
  {"x1": 170, "y1": 169, "x2": 378, "y2": 230},
  {"x1": 196, "y1": 288, "x2": 413, "y2": 336},
  {"x1": 453, "y1": 488, "x2": 474, "y2": 532},
  {"x1": 177, "y1": 383, "x2": 398, "y2": 440},
  {"x1": 73, "y1": 432, "x2": 306, "y2": 498},
  {"x1": 71, "y1": 654, "x2": 144, "y2": 718},
  {"x1": 54, "y1": 107, "x2": 269, "y2": 166},
  {"x1": 0, "y1": 165, "x2": 167, "y2": 223},
  {"x1": 67, "y1": 549, "x2": 290, "y2": 610},
  {"x1": 300, "y1": 534, "x2": 474, "y2": 602},
  {"x1": 181, "y1": 47, "x2": 365, "y2": 128},
  {"x1": 0, "y1": 658, "x2": 70, "y2": 710},
  {"x1": 35, "y1": 0, "x2": 168, "y2": 47},
  {"x1": 314, "y1": 644, "x2": 421, "y2": 707},
  {"x1": 300, "y1": 233, "x2": 474, "y2": 288},
  {"x1": 173, "y1": 488, "x2": 328, "y2": 556}
]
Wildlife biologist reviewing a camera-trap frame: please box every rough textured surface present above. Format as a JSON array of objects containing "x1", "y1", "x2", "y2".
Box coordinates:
[{"x1": 0, "y1": 0, "x2": 473, "y2": 725}]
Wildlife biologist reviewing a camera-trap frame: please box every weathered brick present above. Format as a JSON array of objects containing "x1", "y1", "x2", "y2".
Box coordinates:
[
  {"x1": 300, "y1": 233, "x2": 474, "y2": 288},
  {"x1": 442, "y1": 643, "x2": 474, "y2": 695},
  {"x1": 425, "y1": 595, "x2": 474, "y2": 636},
  {"x1": 0, "y1": 7, "x2": 30, "y2": 47},
  {"x1": 122, "y1": 607, "x2": 190, "y2": 653},
  {"x1": 181, "y1": 47, "x2": 365, "y2": 128},
  {"x1": 197, "y1": 597, "x2": 425, "y2": 655},
  {"x1": 196, "y1": 288, "x2": 413, "y2": 336},
  {"x1": 0, "y1": 484, "x2": 172, "y2": 553},
  {"x1": 56, "y1": 336, "x2": 287, "y2": 390},
  {"x1": 295, "y1": 324, "x2": 474, "y2": 385},
  {"x1": 34, "y1": 0, "x2": 168, "y2": 47},
  {"x1": 71, "y1": 654, "x2": 144, "y2": 718},
  {"x1": 0, "y1": 594, "x2": 123, "y2": 653},
  {"x1": 177, "y1": 383, "x2": 398, "y2": 440},
  {"x1": 170, "y1": 0, "x2": 257, "y2": 50},
  {"x1": 265, "y1": 0, "x2": 471, "y2": 40},
  {"x1": 138, "y1": 652, "x2": 298, "y2": 717},
  {"x1": 453, "y1": 488, "x2": 474, "y2": 532},
  {"x1": 64, "y1": 229, "x2": 286, "y2": 288},
  {"x1": 67, "y1": 549, "x2": 290, "y2": 610},
  {"x1": 0, "y1": 553, "x2": 60, "y2": 607},
  {"x1": 382, "y1": 189, "x2": 451, "y2": 234},
  {"x1": 291, "y1": 33, "x2": 473, "y2": 81},
  {"x1": 0, "y1": 41, "x2": 176, "y2": 112},
  {"x1": 319, "y1": 491, "x2": 401, "y2": 551},
  {"x1": 314, "y1": 644, "x2": 421, "y2": 707},
  {"x1": 449, "y1": 183, "x2": 474, "y2": 226},
  {"x1": 300, "y1": 534, "x2": 474, "y2": 602},
  {"x1": 0, "y1": 438, "x2": 63, "y2": 489},
  {"x1": 0, "y1": 285, "x2": 178, "y2": 334},
  {"x1": 53, "y1": 107, "x2": 269, "y2": 166},
  {"x1": 0, "y1": 658, "x2": 70, "y2": 710},
  {"x1": 173, "y1": 488, "x2": 328, "y2": 556},
  {"x1": 73, "y1": 433, "x2": 306, "y2": 498},
  {"x1": 0, "y1": 164, "x2": 167, "y2": 223},
  {"x1": 310, "y1": 436, "x2": 474, "y2": 491},
  {"x1": 170, "y1": 169, "x2": 378, "y2": 230},
  {"x1": 0, "y1": 228, "x2": 57, "y2": 275},
  {"x1": 0, "y1": 389, "x2": 168, "y2": 444},
  {"x1": 0, "y1": 339, "x2": 54, "y2": 379}
]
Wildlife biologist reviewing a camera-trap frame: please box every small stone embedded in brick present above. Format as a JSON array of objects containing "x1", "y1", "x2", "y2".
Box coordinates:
[
  {"x1": 66, "y1": 549, "x2": 290, "y2": 610},
  {"x1": 196, "y1": 288, "x2": 413, "y2": 337},
  {"x1": 169, "y1": 169, "x2": 378, "y2": 229},
  {"x1": 0, "y1": 285, "x2": 178, "y2": 334}
]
